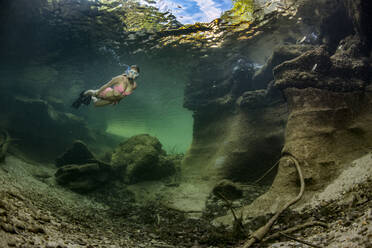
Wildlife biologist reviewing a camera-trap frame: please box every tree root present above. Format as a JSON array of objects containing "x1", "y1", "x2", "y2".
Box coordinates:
[
  {"x1": 0, "y1": 129, "x2": 10, "y2": 163},
  {"x1": 241, "y1": 154, "x2": 305, "y2": 248}
]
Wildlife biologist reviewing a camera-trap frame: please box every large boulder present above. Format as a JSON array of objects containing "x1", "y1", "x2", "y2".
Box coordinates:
[
  {"x1": 111, "y1": 134, "x2": 177, "y2": 184},
  {"x1": 212, "y1": 179, "x2": 243, "y2": 201},
  {"x1": 55, "y1": 141, "x2": 113, "y2": 192},
  {"x1": 55, "y1": 162, "x2": 112, "y2": 193},
  {"x1": 55, "y1": 140, "x2": 95, "y2": 167}
]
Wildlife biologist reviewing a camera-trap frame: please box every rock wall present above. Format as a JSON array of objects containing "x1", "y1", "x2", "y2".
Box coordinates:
[
  {"x1": 163, "y1": 91, "x2": 288, "y2": 213},
  {"x1": 177, "y1": 0, "x2": 372, "y2": 220},
  {"x1": 182, "y1": 93, "x2": 287, "y2": 184},
  {"x1": 215, "y1": 34, "x2": 372, "y2": 230},
  {"x1": 273, "y1": 36, "x2": 372, "y2": 194},
  {"x1": 175, "y1": 48, "x2": 291, "y2": 212}
]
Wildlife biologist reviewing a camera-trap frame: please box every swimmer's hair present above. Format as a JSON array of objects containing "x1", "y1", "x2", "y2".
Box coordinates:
[{"x1": 130, "y1": 65, "x2": 140, "y2": 73}]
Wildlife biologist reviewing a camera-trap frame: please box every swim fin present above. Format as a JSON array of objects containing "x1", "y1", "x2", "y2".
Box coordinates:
[{"x1": 71, "y1": 91, "x2": 92, "y2": 109}]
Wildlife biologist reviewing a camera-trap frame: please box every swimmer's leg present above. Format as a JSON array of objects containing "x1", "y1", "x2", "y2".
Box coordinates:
[
  {"x1": 72, "y1": 90, "x2": 93, "y2": 109},
  {"x1": 93, "y1": 99, "x2": 112, "y2": 107},
  {"x1": 84, "y1": 89, "x2": 99, "y2": 96}
]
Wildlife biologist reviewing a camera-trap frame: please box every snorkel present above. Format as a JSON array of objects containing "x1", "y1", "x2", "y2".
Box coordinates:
[{"x1": 125, "y1": 65, "x2": 140, "y2": 80}]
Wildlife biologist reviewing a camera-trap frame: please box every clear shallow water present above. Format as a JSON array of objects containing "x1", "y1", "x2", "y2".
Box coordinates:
[
  {"x1": 80, "y1": 58, "x2": 194, "y2": 154},
  {"x1": 0, "y1": 0, "x2": 284, "y2": 157},
  {"x1": 103, "y1": 93, "x2": 193, "y2": 153}
]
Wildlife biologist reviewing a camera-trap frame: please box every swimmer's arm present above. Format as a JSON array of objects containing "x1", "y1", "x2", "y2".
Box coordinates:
[
  {"x1": 96, "y1": 77, "x2": 120, "y2": 95},
  {"x1": 120, "y1": 78, "x2": 136, "y2": 95},
  {"x1": 121, "y1": 81, "x2": 136, "y2": 97}
]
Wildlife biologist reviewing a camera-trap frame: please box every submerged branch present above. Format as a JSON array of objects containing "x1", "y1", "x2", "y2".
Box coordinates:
[{"x1": 241, "y1": 154, "x2": 305, "y2": 248}]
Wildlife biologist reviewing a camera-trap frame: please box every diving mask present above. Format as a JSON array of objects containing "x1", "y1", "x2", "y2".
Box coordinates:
[{"x1": 126, "y1": 69, "x2": 139, "y2": 79}]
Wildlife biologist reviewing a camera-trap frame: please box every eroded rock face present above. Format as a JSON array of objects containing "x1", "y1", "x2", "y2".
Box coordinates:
[
  {"x1": 209, "y1": 1, "x2": 372, "y2": 226},
  {"x1": 274, "y1": 40, "x2": 370, "y2": 91},
  {"x1": 181, "y1": 43, "x2": 293, "y2": 189},
  {"x1": 266, "y1": 35, "x2": 372, "y2": 203},
  {"x1": 252, "y1": 45, "x2": 315, "y2": 90},
  {"x1": 181, "y1": 90, "x2": 287, "y2": 195},
  {"x1": 111, "y1": 134, "x2": 178, "y2": 184},
  {"x1": 282, "y1": 87, "x2": 372, "y2": 185}
]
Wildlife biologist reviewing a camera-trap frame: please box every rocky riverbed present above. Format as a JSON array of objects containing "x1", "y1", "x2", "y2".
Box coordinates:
[{"x1": 0, "y1": 153, "x2": 371, "y2": 248}]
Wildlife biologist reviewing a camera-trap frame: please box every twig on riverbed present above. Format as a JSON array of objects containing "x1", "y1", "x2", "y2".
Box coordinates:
[{"x1": 216, "y1": 191, "x2": 246, "y2": 234}]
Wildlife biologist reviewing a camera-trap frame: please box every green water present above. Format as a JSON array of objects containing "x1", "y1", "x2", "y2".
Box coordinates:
[
  {"x1": 82, "y1": 59, "x2": 194, "y2": 154},
  {"x1": 0, "y1": 0, "x2": 280, "y2": 159}
]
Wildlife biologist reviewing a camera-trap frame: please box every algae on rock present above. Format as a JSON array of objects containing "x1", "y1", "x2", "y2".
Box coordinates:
[{"x1": 111, "y1": 134, "x2": 178, "y2": 184}]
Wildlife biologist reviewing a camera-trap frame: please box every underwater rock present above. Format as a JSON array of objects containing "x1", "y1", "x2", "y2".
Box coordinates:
[
  {"x1": 55, "y1": 140, "x2": 96, "y2": 167},
  {"x1": 274, "y1": 42, "x2": 370, "y2": 91},
  {"x1": 212, "y1": 180, "x2": 243, "y2": 201},
  {"x1": 218, "y1": 38, "x2": 372, "y2": 227},
  {"x1": 111, "y1": 134, "x2": 177, "y2": 184},
  {"x1": 270, "y1": 36, "x2": 372, "y2": 193},
  {"x1": 54, "y1": 140, "x2": 114, "y2": 192},
  {"x1": 182, "y1": 94, "x2": 287, "y2": 187},
  {"x1": 213, "y1": 0, "x2": 372, "y2": 227},
  {"x1": 280, "y1": 86, "x2": 372, "y2": 187},
  {"x1": 252, "y1": 44, "x2": 315, "y2": 90},
  {"x1": 236, "y1": 89, "x2": 269, "y2": 109},
  {"x1": 55, "y1": 162, "x2": 112, "y2": 193}
]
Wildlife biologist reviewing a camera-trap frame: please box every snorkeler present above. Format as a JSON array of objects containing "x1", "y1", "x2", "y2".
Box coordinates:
[{"x1": 72, "y1": 65, "x2": 140, "y2": 108}]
